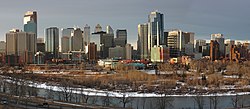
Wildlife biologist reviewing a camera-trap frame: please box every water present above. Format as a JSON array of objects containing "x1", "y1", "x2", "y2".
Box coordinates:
[{"x1": 1, "y1": 78, "x2": 250, "y2": 109}]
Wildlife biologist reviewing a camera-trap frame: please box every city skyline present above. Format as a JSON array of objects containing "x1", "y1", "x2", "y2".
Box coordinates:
[{"x1": 0, "y1": 0, "x2": 250, "y2": 48}]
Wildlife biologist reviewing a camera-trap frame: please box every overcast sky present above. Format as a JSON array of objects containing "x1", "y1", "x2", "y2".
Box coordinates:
[{"x1": 0, "y1": 0, "x2": 249, "y2": 47}]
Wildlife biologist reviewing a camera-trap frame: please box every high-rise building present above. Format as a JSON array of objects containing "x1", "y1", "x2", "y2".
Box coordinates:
[
  {"x1": 167, "y1": 29, "x2": 194, "y2": 57},
  {"x1": 195, "y1": 39, "x2": 206, "y2": 53},
  {"x1": 151, "y1": 45, "x2": 169, "y2": 63},
  {"x1": 210, "y1": 40, "x2": 220, "y2": 61},
  {"x1": 148, "y1": 11, "x2": 164, "y2": 54},
  {"x1": 125, "y1": 44, "x2": 132, "y2": 60},
  {"x1": 102, "y1": 33, "x2": 114, "y2": 58},
  {"x1": 106, "y1": 25, "x2": 114, "y2": 34},
  {"x1": 24, "y1": 11, "x2": 37, "y2": 36},
  {"x1": 0, "y1": 41, "x2": 6, "y2": 53},
  {"x1": 225, "y1": 39, "x2": 235, "y2": 57},
  {"x1": 45, "y1": 27, "x2": 59, "y2": 58},
  {"x1": 61, "y1": 28, "x2": 74, "y2": 53},
  {"x1": 91, "y1": 31, "x2": 105, "y2": 59},
  {"x1": 37, "y1": 38, "x2": 45, "y2": 52},
  {"x1": 115, "y1": 29, "x2": 127, "y2": 47},
  {"x1": 109, "y1": 46, "x2": 125, "y2": 59},
  {"x1": 71, "y1": 28, "x2": 83, "y2": 51},
  {"x1": 95, "y1": 24, "x2": 102, "y2": 33},
  {"x1": 6, "y1": 29, "x2": 36, "y2": 64},
  {"x1": 83, "y1": 25, "x2": 90, "y2": 47},
  {"x1": 211, "y1": 33, "x2": 225, "y2": 57},
  {"x1": 137, "y1": 23, "x2": 149, "y2": 59},
  {"x1": 88, "y1": 42, "x2": 97, "y2": 63},
  {"x1": 61, "y1": 36, "x2": 70, "y2": 53}
]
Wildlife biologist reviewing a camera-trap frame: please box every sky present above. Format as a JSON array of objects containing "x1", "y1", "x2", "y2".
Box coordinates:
[{"x1": 0, "y1": 0, "x2": 250, "y2": 48}]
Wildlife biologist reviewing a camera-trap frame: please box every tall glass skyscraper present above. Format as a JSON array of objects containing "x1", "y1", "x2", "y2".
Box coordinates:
[
  {"x1": 24, "y1": 11, "x2": 37, "y2": 36},
  {"x1": 45, "y1": 27, "x2": 59, "y2": 58},
  {"x1": 138, "y1": 23, "x2": 148, "y2": 59},
  {"x1": 148, "y1": 11, "x2": 164, "y2": 54}
]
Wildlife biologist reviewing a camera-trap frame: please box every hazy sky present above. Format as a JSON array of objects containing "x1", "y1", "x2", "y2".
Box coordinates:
[{"x1": 0, "y1": 0, "x2": 249, "y2": 47}]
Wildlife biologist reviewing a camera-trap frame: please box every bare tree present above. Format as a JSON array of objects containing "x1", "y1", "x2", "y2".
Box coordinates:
[
  {"x1": 231, "y1": 94, "x2": 239, "y2": 108},
  {"x1": 90, "y1": 92, "x2": 98, "y2": 105},
  {"x1": 193, "y1": 94, "x2": 204, "y2": 109},
  {"x1": 156, "y1": 94, "x2": 174, "y2": 109},
  {"x1": 118, "y1": 93, "x2": 133, "y2": 108},
  {"x1": 209, "y1": 94, "x2": 219, "y2": 109},
  {"x1": 102, "y1": 92, "x2": 112, "y2": 106},
  {"x1": 59, "y1": 79, "x2": 73, "y2": 102},
  {"x1": 80, "y1": 87, "x2": 90, "y2": 103}
]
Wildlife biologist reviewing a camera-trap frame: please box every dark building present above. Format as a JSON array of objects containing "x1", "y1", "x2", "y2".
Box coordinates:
[
  {"x1": 115, "y1": 29, "x2": 127, "y2": 47},
  {"x1": 37, "y1": 43, "x2": 45, "y2": 52},
  {"x1": 164, "y1": 31, "x2": 168, "y2": 45},
  {"x1": 210, "y1": 40, "x2": 220, "y2": 61},
  {"x1": 91, "y1": 31, "x2": 114, "y2": 59},
  {"x1": 88, "y1": 43, "x2": 97, "y2": 63}
]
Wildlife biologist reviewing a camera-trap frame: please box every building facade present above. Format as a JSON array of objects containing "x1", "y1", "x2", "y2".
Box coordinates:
[
  {"x1": 115, "y1": 29, "x2": 127, "y2": 47},
  {"x1": 45, "y1": 27, "x2": 59, "y2": 59},
  {"x1": 138, "y1": 23, "x2": 149, "y2": 60},
  {"x1": 6, "y1": 29, "x2": 36, "y2": 64},
  {"x1": 148, "y1": 11, "x2": 164, "y2": 55}
]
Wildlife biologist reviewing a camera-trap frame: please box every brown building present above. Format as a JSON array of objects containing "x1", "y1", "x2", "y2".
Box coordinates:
[
  {"x1": 230, "y1": 45, "x2": 240, "y2": 61},
  {"x1": 210, "y1": 40, "x2": 220, "y2": 61},
  {"x1": 88, "y1": 43, "x2": 97, "y2": 63}
]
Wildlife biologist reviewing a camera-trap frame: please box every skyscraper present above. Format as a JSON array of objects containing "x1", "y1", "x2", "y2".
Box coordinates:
[
  {"x1": 45, "y1": 27, "x2": 59, "y2": 58},
  {"x1": 137, "y1": 23, "x2": 148, "y2": 59},
  {"x1": 6, "y1": 29, "x2": 36, "y2": 64},
  {"x1": 195, "y1": 39, "x2": 206, "y2": 53},
  {"x1": 24, "y1": 11, "x2": 37, "y2": 36},
  {"x1": 83, "y1": 25, "x2": 91, "y2": 46},
  {"x1": 95, "y1": 24, "x2": 102, "y2": 33},
  {"x1": 106, "y1": 25, "x2": 114, "y2": 34},
  {"x1": 211, "y1": 33, "x2": 225, "y2": 57},
  {"x1": 61, "y1": 28, "x2": 74, "y2": 53},
  {"x1": 115, "y1": 29, "x2": 127, "y2": 47},
  {"x1": 210, "y1": 40, "x2": 220, "y2": 61},
  {"x1": 167, "y1": 29, "x2": 194, "y2": 57},
  {"x1": 71, "y1": 28, "x2": 83, "y2": 51},
  {"x1": 148, "y1": 11, "x2": 164, "y2": 54}
]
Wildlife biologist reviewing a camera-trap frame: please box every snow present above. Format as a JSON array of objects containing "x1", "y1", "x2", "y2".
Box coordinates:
[{"x1": 1, "y1": 75, "x2": 250, "y2": 98}]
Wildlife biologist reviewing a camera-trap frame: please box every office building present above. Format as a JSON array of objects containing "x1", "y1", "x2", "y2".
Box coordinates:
[
  {"x1": 71, "y1": 28, "x2": 83, "y2": 51},
  {"x1": 83, "y1": 25, "x2": 90, "y2": 47},
  {"x1": 106, "y1": 25, "x2": 114, "y2": 34},
  {"x1": 151, "y1": 45, "x2": 169, "y2": 63},
  {"x1": 91, "y1": 31, "x2": 106, "y2": 59},
  {"x1": 195, "y1": 39, "x2": 206, "y2": 53},
  {"x1": 61, "y1": 28, "x2": 74, "y2": 53},
  {"x1": 148, "y1": 11, "x2": 164, "y2": 54},
  {"x1": 109, "y1": 46, "x2": 125, "y2": 59},
  {"x1": 211, "y1": 33, "x2": 225, "y2": 57},
  {"x1": 115, "y1": 29, "x2": 127, "y2": 47},
  {"x1": 61, "y1": 36, "x2": 70, "y2": 53},
  {"x1": 167, "y1": 29, "x2": 194, "y2": 57},
  {"x1": 24, "y1": 11, "x2": 37, "y2": 36},
  {"x1": 102, "y1": 33, "x2": 114, "y2": 58},
  {"x1": 45, "y1": 27, "x2": 59, "y2": 59},
  {"x1": 137, "y1": 23, "x2": 148, "y2": 59},
  {"x1": 125, "y1": 44, "x2": 132, "y2": 60},
  {"x1": 95, "y1": 24, "x2": 102, "y2": 33},
  {"x1": 88, "y1": 42, "x2": 97, "y2": 63},
  {"x1": 210, "y1": 40, "x2": 220, "y2": 61},
  {"x1": 0, "y1": 41, "x2": 6, "y2": 53},
  {"x1": 37, "y1": 38, "x2": 45, "y2": 52},
  {"x1": 6, "y1": 29, "x2": 36, "y2": 64}
]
